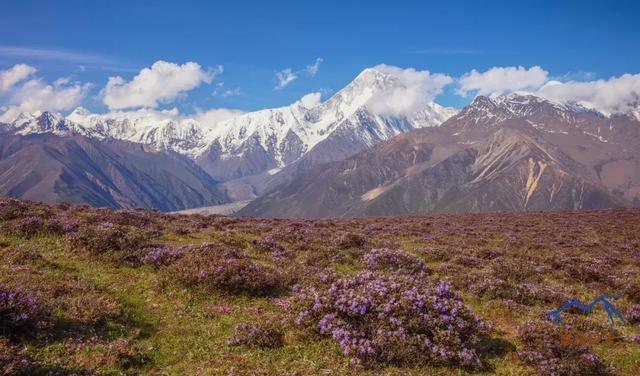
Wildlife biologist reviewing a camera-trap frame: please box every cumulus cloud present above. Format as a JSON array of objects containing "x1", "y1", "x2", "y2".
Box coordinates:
[
  {"x1": 306, "y1": 58, "x2": 323, "y2": 76},
  {"x1": 102, "y1": 61, "x2": 219, "y2": 110},
  {"x1": 366, "y1": 64, "x2": 453, "y2": 117},
  {"x1": 299, "y1": 92, "x2": 322, "y2": 108},
  {"x1": 0, "y1": 64, "x2": 37, "y2": 92},
  {"x1": 457, "y1": 66, "x2": 549, "y2": 96},
  {"x1": 274, "y1": 68, "x2": 297, "y2": 90},
  {"x1": 0, "y1": 76, "x2": 91, "y2": 122},
  {"x1": 535, "y1": 74, "x2": 640, "y2": 115}
]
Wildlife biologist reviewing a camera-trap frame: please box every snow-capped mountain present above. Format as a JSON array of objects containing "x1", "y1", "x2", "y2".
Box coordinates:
[
  {"x1": 196, "y1": 68, "x2": 457, "y2": 181},
  {"x1": 240, "y1": 92, "x2": 640, "y2": 218},
  {"x1": 67, "y1": 107, "x2": 212, "y2": 156},
  {"x1": 7, "y1": 111, "x2": 92, "y2": 137},
  {"x1": 29, "y1": 67, "x2": 456, "y2": 184},
  {"x1": 1, "y1": 67, "x2": 458, "y2": 200}
]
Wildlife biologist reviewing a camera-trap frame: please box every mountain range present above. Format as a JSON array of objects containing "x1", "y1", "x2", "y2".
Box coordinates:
[
  {"x1": 1, "y1": 67, "x2": 639, "y2": 216},
  {"x1": 240, "y1": 93, "x2": 640, "y2": 217}
]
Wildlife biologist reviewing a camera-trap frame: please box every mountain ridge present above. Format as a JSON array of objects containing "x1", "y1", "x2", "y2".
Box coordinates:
[{"x1": 238, "y1": 93, "x2": 640, "y2": 217}]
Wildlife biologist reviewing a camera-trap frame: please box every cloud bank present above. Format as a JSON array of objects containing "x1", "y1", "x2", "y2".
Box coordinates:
[
  {"x1": 0, "y1": 64, "x2": 37, "y2": 92},
  {"x1": 457, "y1": 66, "x2": 549, "y2": 96},
  {"x1": 536, "y1": 74, "x2": 640, "y2": 115},
  {"x1": 366, "y1": 64, "x2": 453, "y2": 117},
  {"x1": 102, "y1": 61, "x2": 219, "y2": 110},
  {"x1": 0, "y1": 64, "x2": 91, "y2": 122}
]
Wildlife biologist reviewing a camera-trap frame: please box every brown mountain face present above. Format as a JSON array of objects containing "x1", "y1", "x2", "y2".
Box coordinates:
[
  {"x1": 239, "y1": 94, "x2": 639, "y2": 218},
  {"x1": 0, "y1": 133, "x2": 228, "y2": 211}
]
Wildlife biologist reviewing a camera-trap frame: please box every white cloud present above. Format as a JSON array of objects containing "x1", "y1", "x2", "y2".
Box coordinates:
[
  {"x1": 299, "y1": 92, "x2": 322, "y2": 108},
  {"x1": 306, "y1": 58, "x2": 323, "y2": 76},
  {"x1": 212, "y1": 82, "x2": 241, "y2": 98},
  {"x1": 0, "y1": 64, "x2": 37, "y2": 92},
  {"x1": 0, "y1": 77, "x2": 91, "y2": 122},
  {"x1": 457, "y1": 66, "x2": 549, "y2": 96},
  {"x1": 535, "y1": 74, "x2": 640, "y2": 115},
  {"x1": 366, "y1": 64, "x2": 453, "y2": 117},
  {"x1": 274, "y1": 58, "x2": 324, "y2": 90},
  {"x1": 102, "y1": 61, "x2": 219, "y2": 110},
  {"x1": 194, "y1": 107, "x2": 245, "y2": 127},
  {"x1": 274, "y1": 68, "x2": 297, "y2": 90}
]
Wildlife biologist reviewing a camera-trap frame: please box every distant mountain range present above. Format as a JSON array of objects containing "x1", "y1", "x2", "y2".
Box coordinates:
[
  {"x1": 1, "y1": 68, "x2": 639, "y2": 216},
  {"x1": 239, "y1": 93, "x2": 640, "y2": 217}
]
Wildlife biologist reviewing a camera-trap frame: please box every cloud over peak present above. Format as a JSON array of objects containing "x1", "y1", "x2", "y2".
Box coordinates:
[
  {"x1": 102, "y1": 61, "x2": 219, "y2": 110},
  {"x1": 366, "y1": 64, "x2": 453, "y2": 117},
  {"x1": 0, "y1": 72, "x2": 91, "y2": 122},
  {"x1": 457, "y1": 66, "x2": 549, "y2": 96},
  {"x1": 536, "y1": 73, "x2": 640, "y2": 115}
]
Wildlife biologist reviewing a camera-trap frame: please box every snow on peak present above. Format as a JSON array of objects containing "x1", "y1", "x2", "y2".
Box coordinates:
[{"x1": 7, "y1": 67, "x2": 458, "y2": 171}]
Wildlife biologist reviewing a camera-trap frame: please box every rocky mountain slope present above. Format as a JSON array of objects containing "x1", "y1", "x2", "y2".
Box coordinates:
[
  {"x1": 0, "y1": 132, "x2": 227, "y2": 210},
  {"x1": 239, "y1": 94, "x2": 640, "y2": 217}
]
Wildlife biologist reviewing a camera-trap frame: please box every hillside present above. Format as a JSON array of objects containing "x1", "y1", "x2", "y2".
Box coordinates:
[{"x1": 1, "y1": 198, "x2": 639, "y2": 375}]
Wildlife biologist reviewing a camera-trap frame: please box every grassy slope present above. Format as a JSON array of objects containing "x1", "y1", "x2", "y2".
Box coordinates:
[{"x1": 1, "y1": 204, "x2": 639, "y2": 375}]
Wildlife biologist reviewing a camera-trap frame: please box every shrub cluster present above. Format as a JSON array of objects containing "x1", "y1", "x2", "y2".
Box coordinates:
[
  {"x1": 0, "y1": 285, "x2": 46, "y2": 340},
  {"x1": 141, "y1": 244, "x2": 188, "y2": 267},
  {"x1": 291, "y1": 271, "x2": 487, "y2": 368},
  {"x1": 517, "y1": 320, "x2": 611, "y2": 375},
  {"x1": 249, "y1": 237, "x2": 292, "y2": 260},
  {"x1": 227, "y1": 321, "x2": 285, "y2": 349},
  {"x1": 363, "y1": 248, "x2": 429, "y2": 276},
  {"x1": 169, "y1": 249, "x2": 286, "y2": 296},
  {"x1": 66, "y1": 221, "x2": 149, "y2": 256}
]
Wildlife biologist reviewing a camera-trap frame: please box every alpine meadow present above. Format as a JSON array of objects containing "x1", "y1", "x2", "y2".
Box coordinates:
[{"x1": 1, "y1": 1, "x2": 640, "y2": 375}]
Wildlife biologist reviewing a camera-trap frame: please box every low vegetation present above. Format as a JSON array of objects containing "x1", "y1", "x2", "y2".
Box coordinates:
[{"x1": 1, "y1": 198, "x2": 639, "y2": 375}]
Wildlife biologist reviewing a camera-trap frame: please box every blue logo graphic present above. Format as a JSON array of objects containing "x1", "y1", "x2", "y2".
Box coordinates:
[{"x1": 548, "y1": 295, "x2": 626, "y2": 327}]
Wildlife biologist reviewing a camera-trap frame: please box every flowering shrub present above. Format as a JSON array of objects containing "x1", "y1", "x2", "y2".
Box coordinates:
[
  {"x1": 291, "y1": 271, "x2": 487, "y2": 368},
  {"x1": 10, "y1": 216, "x2": 46, "y2": 237},
  {"x1": 0, "y1": 286, "x2": 46, "y2": 339},
  {"x1": 0, "y1": 199, "x2": 28, "y2": 221},
  {"x1": 249, "y1": 237, "x2": 292, "y2": 260},
  {"x1": 627, "y1": 304, "x2": 640, "y2": 324},
  {"x1": 517, "y1": 320, "x2": 611, "y2": 375},
  {"x1": 141, "y1": 244, "x2": 187, "y2": 267},
  {"x1": 169, "y1": 249, "x2": 286, "y2": 296},
  {"x1": 336, "y1": 232, "x2": 367, "y2": 249},
  {"x1": 66, "y1": 222, "x2": 149, "y2": 255},
  {"x1": 227, "y1": 321, "x2": 285, "y2": 349},
  {"x1": 363, "y1": 248, "x2": 430, "y2": 276},
  {"x1": 45, "y1": 213, "x2": 80, "y2": 234}
]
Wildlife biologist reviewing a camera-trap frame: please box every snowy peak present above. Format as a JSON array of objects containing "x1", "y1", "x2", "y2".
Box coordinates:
[
  {"x1": 451, "y1": 93, "x2": 585, "y2": 130},
  {"x1": 2, "y1": 67, "x2": 459, "y2": 184},
  {"x1": 9, "y1": 111, "x2": 90, "y2": 137}
]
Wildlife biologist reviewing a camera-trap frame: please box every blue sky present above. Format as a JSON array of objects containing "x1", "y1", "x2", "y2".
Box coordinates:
[{"x1": 1, "y1": 0, "x2": 639, "y2": 115}]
